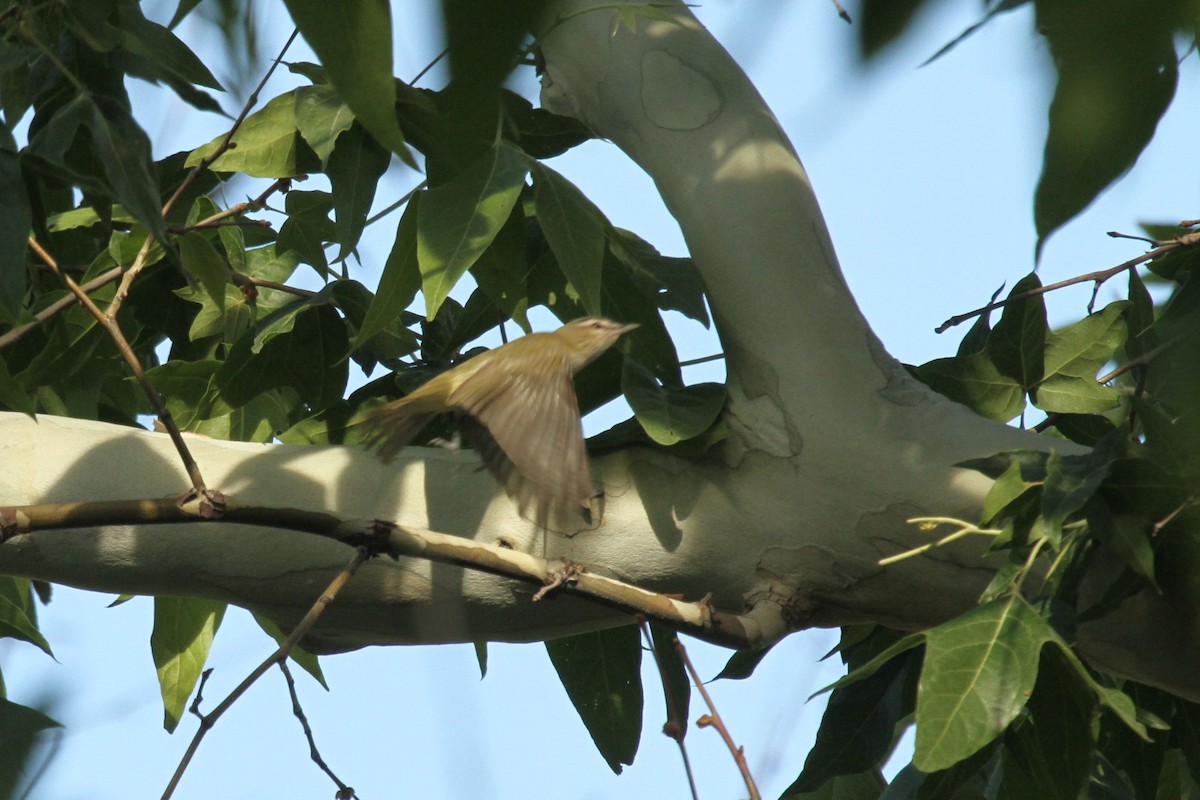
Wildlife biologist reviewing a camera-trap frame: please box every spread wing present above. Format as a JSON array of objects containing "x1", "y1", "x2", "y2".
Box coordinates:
[{"x1": 449, "y1": 341, "x2": 593, "y2": 528}]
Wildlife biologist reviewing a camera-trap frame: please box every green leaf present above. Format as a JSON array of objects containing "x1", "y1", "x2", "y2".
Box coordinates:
[
  {"x1": 282, "y1": 0, "x2": 414, "y2": 166},
  {"x1": 85, "y1": 95, "x2": 169, "y2": 243},
  {"x1": 417, "y1": 144, "x2": 529, "y2": 319},
  {"x1": 326, "y1": 121, "x2": 390, "y2": 261},
  {"x1": 986, "y1": 273, "x2": 1046, "y2": 391},
  {"x1": 253, "y1": 614, "x2": 328, "y2": 689},
  {"x1": 0, "y1": 149, "x2": 30, "y2": 322},
  {"x1": 545, "y1": 626, "x2": 643, "y2": 774},
  {"x1": 622, "y1": 359, "x2": 725, "y2": 446},
  {"x1": 0, "y1": 696, "x2": 61, "y2": 739},
  {"x1": 474, "y1": 641, "x2": 488, "y2": 679},
  {"x1": 532, "y1": 162, "x2": 605, "y2": 316},
  {"x1": 1036, "y1": 301, "x2": 1128, "y2": 414},
  {"x1": 216, "y1": 304, "x2": 348, "y2": 411},
  {"x1": 187, "y1": 90, "x2": 318, "y2": 177},
  {"x1": 609, "y1": 228, "x2": 709, "y2": 327},
  {"x1": 277, "y1": 189, "x2": 335, "y2": 273},
  {"x1": 982, "y1": 461, "x2": 1037, "y2": 524},
  {"x1": 1034, "y1": 3, "x2": 1178, "y2": 252},
  {"x1": 913, "y1": 596, "x2": 1045, "y2": 772},
  {"x1": 999, "y1": 648, "x2": 1096, "y2": 800},
  {"x1": 152, "y1": 596, "x2": 226, "y2": 733},
  {"x1": 353, "y1": 194, "x2": 421, "y2": 350},
  {"x1": 294, "y1": 84, "x2": 355, "y2": 164},
  {"x1": 913, "y1": 352, "x2": 1025, "y2": 422},
  {"x1": 470, "y1": 202, "x2": 532, "y2": 330},
  {"x1": 789, "y1": 648, "x2": 916, "y2": 793},
  {"x1": 1041, "y1": 447, "x2": 1112, "y2": 546},
  {"x1": 178, "y1": 231, "x2": 229, "y2": 309},
  {"x1": 1086, "y1": 496, "x2": 1157, "y2": 586},
  {"x1": 713, "y1": 647, "x2": 771, "y2": 681},
  {"x1": 0, "y1": 356, "x2": 35, "y2": 415},
  {"x1": 780, "y1": 770, "x2": 887, "y2": 800},
  {"x1": 0, "y1": 579, "x2": 52, "y2": 657}
]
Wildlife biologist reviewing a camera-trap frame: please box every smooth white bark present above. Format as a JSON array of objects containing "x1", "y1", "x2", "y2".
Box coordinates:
[{"x1": 1, "y1": 0, "x2": 1195, "y2": 696}]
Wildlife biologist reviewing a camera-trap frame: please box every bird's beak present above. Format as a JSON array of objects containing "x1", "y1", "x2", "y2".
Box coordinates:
[{"x1": 616, "y1": 322, "x2": 640, "y2": 335}]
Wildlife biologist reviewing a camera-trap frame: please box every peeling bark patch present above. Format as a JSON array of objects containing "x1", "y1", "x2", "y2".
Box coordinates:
[
  {"x1": 640, "y1": 50, "x2": 723, "y2": 130},
  {"x1": 869, "y1": 335, "x2": 931, "y2": 407},
  {"x1": 724, "y1": 352, "x2": 802, "y2": 459},
  {"x1": 754, "y1": 544, "x2": 882, "y2": 628}
]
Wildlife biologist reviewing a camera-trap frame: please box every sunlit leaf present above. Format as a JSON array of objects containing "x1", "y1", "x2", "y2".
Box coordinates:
[
  {"x1": 152, "y1": 596, "x2": 225, "y2": 733},
  {"x1": 283, "y1": 0, "x2": 414, "y2": 165},
  {"x1": 418, "y1": 143, "x2": 528, "y2": 319}
]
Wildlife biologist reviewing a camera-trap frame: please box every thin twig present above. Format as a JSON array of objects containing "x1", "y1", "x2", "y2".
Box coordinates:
[
  {"x1": 0, "y1": 266, "x2": 123, "y2": 349},
  {"x1": 679, "y1": 352, "x2": 724, "y2": 368},
  {"x1": 280, "y1": 661, "x2": 358, "y2": 799},
  {"x1": 674, "y1": 636, "x2": 762, "y2": 800},
  {"x1": 160, "y1": 547, "x2": 369, "y2": 800},
  {"x1": 639, "y1": 620, "x2": 699, "y2": 800},
  {"x1": 936, "y1": 230, "x2": 1200, "y2": 334},
  {"x1": 28, "y1": 237, "x2": 210, "y2": 494},
  {"x1": 106, "y1": 29, "x2": 300, "y2": 321}
]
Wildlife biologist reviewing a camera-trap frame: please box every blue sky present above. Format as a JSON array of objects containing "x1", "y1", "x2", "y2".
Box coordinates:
[{"x1": 4, "y1": 2, "x2": 1199, "y2": 798}]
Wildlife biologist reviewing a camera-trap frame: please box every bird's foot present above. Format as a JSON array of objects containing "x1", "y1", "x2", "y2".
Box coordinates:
[{"x1": 532, "y1": 558, "x2": 583, "y2": 602}]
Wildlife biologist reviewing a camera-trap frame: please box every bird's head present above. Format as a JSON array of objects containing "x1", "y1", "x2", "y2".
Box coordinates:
[{"x1": 557, "y1": 317, "x2": 639, "y2": 370}]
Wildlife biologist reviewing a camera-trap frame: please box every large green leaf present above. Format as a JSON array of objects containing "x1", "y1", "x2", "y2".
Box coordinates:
[
  {"x1": 532, "y1": 162, "x2": 605, "y2": 316},
  {"x1": 326, "y1": 121, "x2": 390, "y2": 261},
  {"x1": 998, "y1": 648, "x2": 1096, "y2": 800},
  {"x1": 283, "y1": 0, "x2": 413, "y2": 165},
  {"x1": 0, "y1": 578, "x2": 51, "y2": 656},
  {"x1": 545, "y1": 626, "x2": 643, "y2": 774},
  {"x1": 912, "y1": 352, "x2": 1025, "y2": 422},
  {"x1": 417, "y1": 143, "x2": 529, "y2": 319},
  {"x1": 1034, "y1": 2, "x2": 1178, "y2": 252},
  {"x1": 622, "y1": 359, "x2": 725, "y2": 446},
  {"x1": 152, "y1": 596, "x2": 226, "y2": 733},
  {"x1": 294, "y1": 84, "x2": 355, "y2": 164},
  {"x1": 985, "y1": 272, "x2": 1045, "y2": 392},
  {"x1": 187, "y1": 90, "x2": 318, "y2": 177},
  {"x1": 354, "y1": 194, "x2": 421, "y2": 350},
  {"x1": 1036, "y1": 300, "x2": 1128, "y2": 414},
  {"x1": 914, "y1": 596, "x2": 1048, "y2": 772},
  {"x1": 788, "y1": 647, "x2": 915, "y2": 793}
]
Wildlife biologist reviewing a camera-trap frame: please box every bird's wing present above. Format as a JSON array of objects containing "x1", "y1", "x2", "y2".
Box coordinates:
[
  {"x1": 449, "y1": 343, "x2": 593, "y2": 527},
  {"x1": 361, "y1": 398, "x2": 439, "y2": 463}
]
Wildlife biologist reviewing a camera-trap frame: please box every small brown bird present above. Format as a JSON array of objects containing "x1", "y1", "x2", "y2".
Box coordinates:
[{"x1": 364, "y1": 317, "x2": 638, "y2": 527}]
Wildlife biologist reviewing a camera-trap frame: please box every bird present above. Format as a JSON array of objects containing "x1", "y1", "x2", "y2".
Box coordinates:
[{"x1": 363, "y1": 317, "x2": 638, "y2": 528}]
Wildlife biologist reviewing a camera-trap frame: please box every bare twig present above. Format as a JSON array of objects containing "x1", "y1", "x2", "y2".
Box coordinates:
[
  {"x1": 674, "y1": 636, "x2": 762, "y2": 800},
  {"x1": 936, "y1": 229, "x2": 1200, "y2": 334},
  {"x1": 0, "y1": 265, "x2": 123, "y2": 349},
  {"x1": 106, "y1": 29, "x2": 300, "y2": 322},
  {"x1": 27, "y1": 238, "x2": 210, "y2": 494},
  {"x1": 280, "y1": 661, "x2": 358, "y2": 799},
  {"x1": 160, "y1": 547, "x2": 369, "y2": 800},
  {"x1": 640, "y1": 620, "x2": 699, "y2": 800}
]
